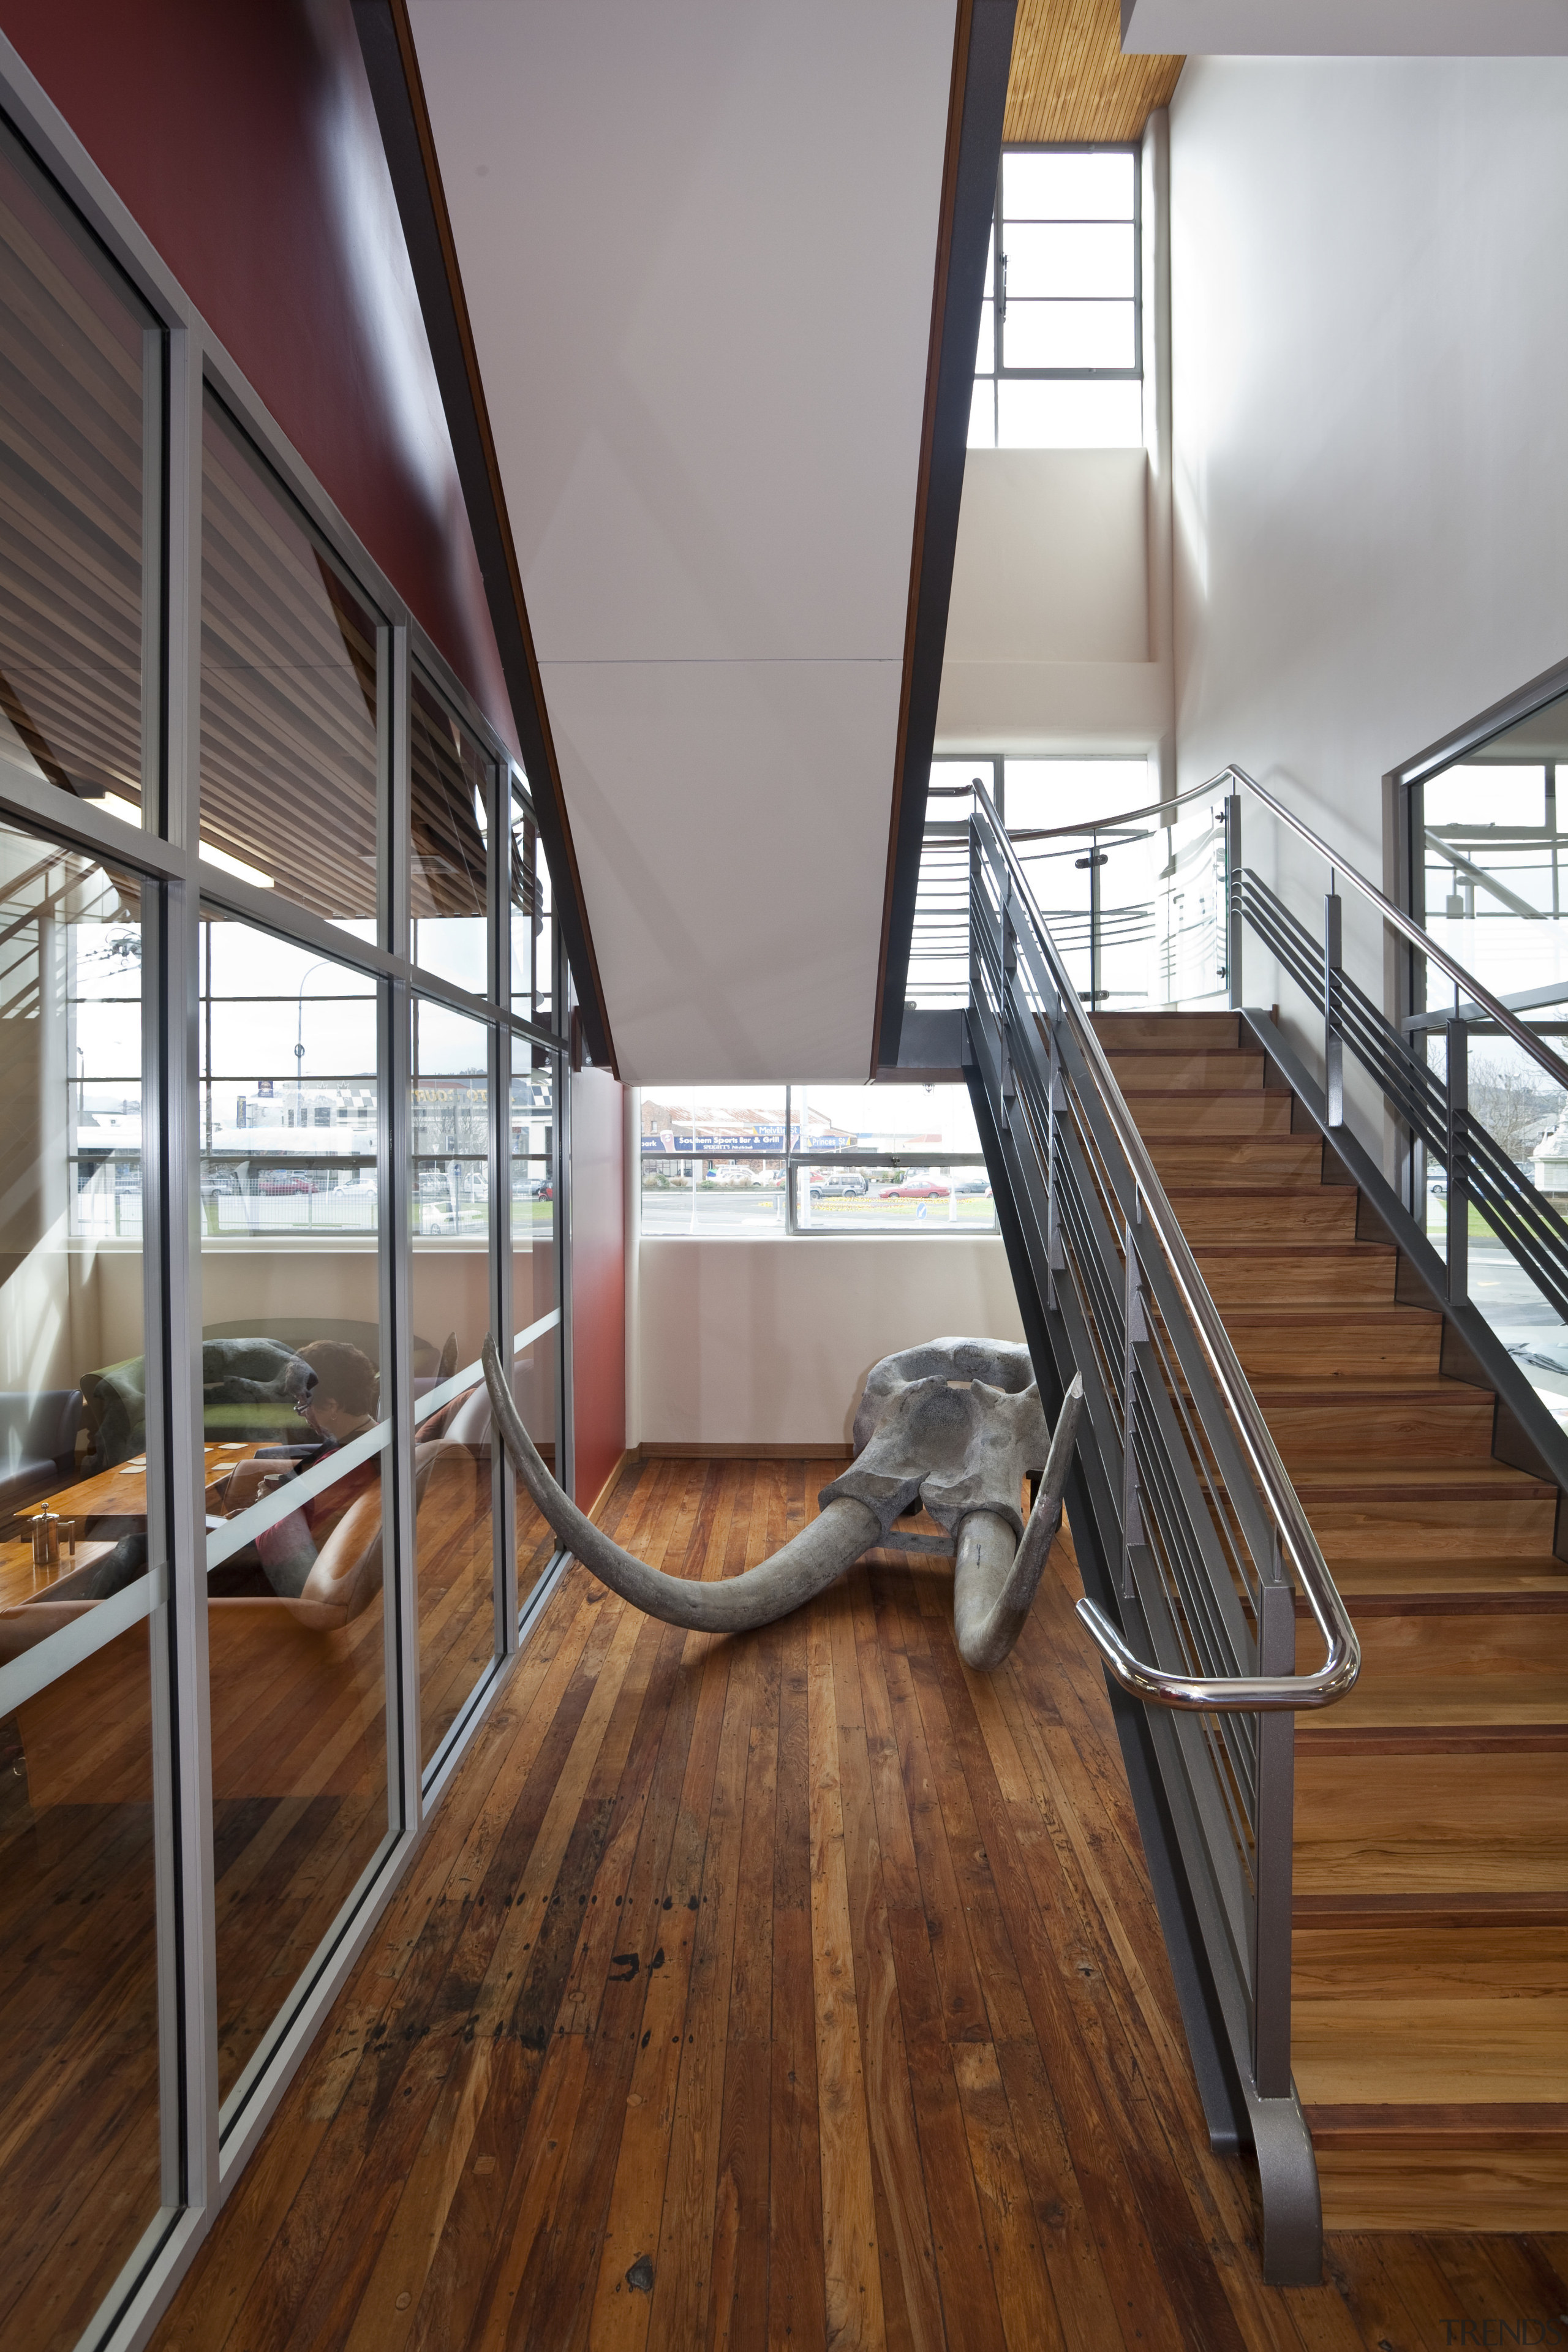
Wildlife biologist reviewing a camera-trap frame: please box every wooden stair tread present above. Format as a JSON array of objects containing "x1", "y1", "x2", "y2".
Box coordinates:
[
  {"x1": 1317, "y1": 1556, "x2": 1568, "y2": 1599},
  {"x1": 1280, "y1": 1463, "x2": 1554, "y2": 1498},
  {"x1": 1306, "y1": 2103, "x2": 1568, "y2": 2134},
  {"x1": 1295, "y1": 1890, "x2": 1568, "y2": 1927}
]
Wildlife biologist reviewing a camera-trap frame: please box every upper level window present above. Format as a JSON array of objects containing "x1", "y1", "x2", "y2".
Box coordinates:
[{"x1": 971, "y1": 145, "x2": 1142, "y2": 451}]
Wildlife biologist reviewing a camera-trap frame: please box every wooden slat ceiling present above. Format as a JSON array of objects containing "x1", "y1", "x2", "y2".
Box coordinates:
[{"x1": 1005, "y1": 0, "x2": 1183, "y2": 143}]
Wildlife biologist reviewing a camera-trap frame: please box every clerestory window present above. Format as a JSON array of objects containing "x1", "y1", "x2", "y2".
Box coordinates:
[{"x1": 971, "y1": 143, "x2": 1142, "y2": 450}]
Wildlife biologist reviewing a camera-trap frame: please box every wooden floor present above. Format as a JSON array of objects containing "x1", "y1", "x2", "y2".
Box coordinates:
[{"x1": 153, "y1": 1458, "x2": 1568, "y2": 2352}]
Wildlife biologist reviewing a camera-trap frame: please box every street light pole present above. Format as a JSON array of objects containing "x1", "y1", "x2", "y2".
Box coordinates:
[{"x1": 295, "y1": 959, "x2": 333, "y2": 1132}]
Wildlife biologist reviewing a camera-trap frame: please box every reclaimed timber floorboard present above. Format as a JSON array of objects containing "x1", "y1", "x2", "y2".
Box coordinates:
[{"x1": 151, "y1": 1459, "x2": 1568, "y2": 2351}]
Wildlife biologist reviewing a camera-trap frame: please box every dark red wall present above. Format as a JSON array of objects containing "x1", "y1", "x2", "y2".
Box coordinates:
[
  {"x1": 570, "y1": 1069, "x2": 626, "y2": 1513},
  {"x1": 2, "y1": 0, "x2": 513, "y2": 743}
]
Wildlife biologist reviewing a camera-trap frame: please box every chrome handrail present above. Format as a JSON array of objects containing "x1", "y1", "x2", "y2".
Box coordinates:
[
  {"x1": 928, "y1": 768, "x2": 1224, "y2": 840},
  {"x1": 1219, "y1": 763, "x2": 1568, "y2": 1094},
  {"x1": 973, "y1": 789, "x2": 1362, "y2": 1713}
]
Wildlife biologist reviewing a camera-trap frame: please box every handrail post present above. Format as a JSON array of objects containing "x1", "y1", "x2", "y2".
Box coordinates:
[
  {"x1": 1225, "y1": 791, "x2": 1243, "y2": 1011},
  {"x1": 1121, "y1": 1207, "x2": 1146, "y2": 1600},
  {"x1": 1251, "y1": 1563, "x2": 1297, "y2": 2098},
  {"x1": 999, "y1": 873, "x2": 1017, "y2": 1132},
  {"x1": 1323, "y1": 883, "x2": 1343, "y2": 1128},
  {"x1": 1046, "y1": 1035, "x2": 1064, "y2": 1311},
  {"x1": 1089, "y1": 826, "x2": 1102, "y2": 1009},
  {"x1": 1446, "y1": 1015, "x2": 1469, "y2": 1306}
]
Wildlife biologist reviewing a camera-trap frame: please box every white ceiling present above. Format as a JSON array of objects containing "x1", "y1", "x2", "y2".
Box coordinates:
[
  {"x1": 1122, "y1": 0, "x2": 1568, "y2": 52},
  {"x1": 406, "y1": 0, "x2": 959, "y2": 1082}
]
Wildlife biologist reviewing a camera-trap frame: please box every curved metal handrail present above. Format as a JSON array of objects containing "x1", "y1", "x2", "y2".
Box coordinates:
[
  {"x1": 929, "y1": 767, "x2": 1224, "y2": 841},
  {"x1": 973, "y1": 789, "x2": 1361, "y2": 1713},
  {"x1": 1220, "y1": 763, "x2": 1568, "y2": 1095}
]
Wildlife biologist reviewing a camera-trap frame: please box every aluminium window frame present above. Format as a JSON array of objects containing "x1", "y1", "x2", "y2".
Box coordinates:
[
  {"x1": 0, "y1": 32, "x2": 572, "y2": 2352},
  {"x1": 636, "y1": 1084, "x2": 991, "y2": 1240},
  {"x1": 974, "y1": 140, "x2": 1144, "y2": 448}
]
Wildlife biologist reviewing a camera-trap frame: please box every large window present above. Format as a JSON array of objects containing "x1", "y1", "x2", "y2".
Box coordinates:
[
  {"x1": 0, "y1": 86, "x2": 571, "y2": 2352},
  {"x1": 639, "y1": 1084, "x2": 992, "y2": 1235},
  {"x1": 971, "y1": 145, "x2": 1142, "y2": 450}
]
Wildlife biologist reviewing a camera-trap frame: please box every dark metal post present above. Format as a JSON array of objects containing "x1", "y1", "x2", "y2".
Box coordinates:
[
  {"x1": 1121, "y1": 1209, "x2": 1146, "y2": 1600},
  {"x1": 1224, "y1": 792, "x2": 1243, "y2": 1009},
  {"x1": 1446, "y1": 1014, "x2": 1469, "y2": 1306},
  {"x1": 1089, "y1": 827, "x2": 1102, "y2": 1008},
  {"x1": 1046, "y1": 1036, "x2": 1065, "y2": 1312},
  {"x1": 1000, "y1": 873, "x2": 1017, "y2": 1133},
  {"x1": 1251, "y1": 1568, "x2": 1297, "y2": 2100},
  {"x1": 1324, "y1": 884, "x2": 1343, "y2": 1127}
]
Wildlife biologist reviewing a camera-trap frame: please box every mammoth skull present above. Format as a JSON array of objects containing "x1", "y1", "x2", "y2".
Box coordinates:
[{"x1": 480, "y1": 1334, "x2": 1082, "y2": 1673}]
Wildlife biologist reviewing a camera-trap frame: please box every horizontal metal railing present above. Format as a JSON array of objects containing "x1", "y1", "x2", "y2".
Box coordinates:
[
  {"x1": 971, "y1": 791, "x2": 1360, "y2": 1715},
  {"x1": 1219, "y1": 764, "x2": 1568, "y2": 1336}
]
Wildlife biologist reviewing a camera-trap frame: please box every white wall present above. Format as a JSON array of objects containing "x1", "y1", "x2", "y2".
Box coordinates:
[
  {"x1": 1170, "y1": 59, "x2": 1568, "y2": 1081},
  {"x1": 936, "y1": 448, "x2": 1170, "y2": 752},
  {"x1": 636, "y1": 1235, "x2": 1024, "y2": 1447}
]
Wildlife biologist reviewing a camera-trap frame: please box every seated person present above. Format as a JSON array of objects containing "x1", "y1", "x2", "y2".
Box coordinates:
[{"x1": 217, "y1": 1341, "x2": 383, "y2": 1602}]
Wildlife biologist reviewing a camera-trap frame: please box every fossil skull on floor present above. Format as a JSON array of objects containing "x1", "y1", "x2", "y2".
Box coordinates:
[{"x1": 481, "y1": 1334, "x2": 1082, "y2": 1672}]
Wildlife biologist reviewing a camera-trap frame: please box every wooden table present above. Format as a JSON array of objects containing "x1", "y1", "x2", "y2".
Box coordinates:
[{"x1": 16, "y1": 1443, "x2": 260, "y2": 1531}]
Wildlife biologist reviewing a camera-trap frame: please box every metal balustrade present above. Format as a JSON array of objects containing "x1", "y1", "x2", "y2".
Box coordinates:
[{"x1": 965, "y1": 789, "x2": 1360, "y2": 2286}]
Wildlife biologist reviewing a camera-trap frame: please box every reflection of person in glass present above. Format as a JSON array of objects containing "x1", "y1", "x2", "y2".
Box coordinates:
[{"x1": 226, "y1": 1342, "x2": 382, "y2": 1601}]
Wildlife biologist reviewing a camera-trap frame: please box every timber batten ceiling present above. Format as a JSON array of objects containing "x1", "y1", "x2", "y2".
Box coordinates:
[{"x1": 1007, "y1": 0, "x2": 1182, "y2": 146}]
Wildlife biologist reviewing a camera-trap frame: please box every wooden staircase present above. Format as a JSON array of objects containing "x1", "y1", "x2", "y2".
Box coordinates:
[{"x1": 1093, "y1": 1007, "x2": 1568, "y2": 2231}]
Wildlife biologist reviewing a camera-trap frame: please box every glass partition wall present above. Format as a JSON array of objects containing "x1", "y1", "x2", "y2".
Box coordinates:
[{"x1": 0, "y1": 91, "x2": 568, "y2": 2352}]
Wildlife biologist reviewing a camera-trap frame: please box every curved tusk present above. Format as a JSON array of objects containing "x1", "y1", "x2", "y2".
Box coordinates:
[
  {"x1": 482, "y1": 1335, "x2": 878, "y2": 1634},
  {"x1": 952, "y1": 1374, "x2": 1084, "y2": 1671}
]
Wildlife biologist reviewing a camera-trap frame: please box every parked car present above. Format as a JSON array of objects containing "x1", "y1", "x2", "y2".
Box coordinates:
[
  {"x1": 528, "y1": 1177, "x2": 554, "y2": 1199},
  {"x1": 880, "y1": 1175, "x2": 951, "y2": 1200},
  {"x1": 952, "y1": 1177, "x2": 992, "y2": 1198},
  {"x1": 258, "y1": 1167, "x2": 317, "y2": 1195},
  {"x1": 809, "y1": 1170, "x2": 867, "y2": 1198}
]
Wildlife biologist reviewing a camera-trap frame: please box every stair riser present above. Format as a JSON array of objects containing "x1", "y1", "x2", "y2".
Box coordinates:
[
  {"x1": 1295, "y1": 1753, "x2": 1568, "y2": 1893},
  {"x1": 1314, "y1": 2140, "x2": 1568, "y2": 2233},
  {"x1": 1125, "y1": 1095, "x2": 1295, "y2": 1137},
  {"x1": 1330, "y1": 1613, "x2": 1568, "y2": 1725},
  {"x1": 1106, "y1": 1052, "x2": 1265, "y2": 1090},
  {"x1": 1265, "y1": 1400, "x2": 1496, "y2": 1465},
  {"x1": 1292, "y1": 1924, "x2": 1568, "y2": 2106},
  {"x1": 1169, "y1": 1193, "x2": 1359, "y2": 1242},
  {"x1": 1306, "y1": 1498, "x2": 1556, "y2": 1556},
  {"x1": 1093, "y1": 1013, "x2": 1241, "y2": 1050},
  {"x1": 1147, "y1": 1140, "x2": 1324, "y2": 1185},
  {"x1": 1231, "y1": 1326, "x2": 1441, "y2": 1379},
  {"x1": 1199, "y1": 1257, "x2": 1396, "y2": 1306}
]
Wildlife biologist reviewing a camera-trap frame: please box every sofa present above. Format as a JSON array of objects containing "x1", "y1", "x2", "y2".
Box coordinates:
[{"x1": 0, "y1": 1389, "x2": 85, "y2": 1519}]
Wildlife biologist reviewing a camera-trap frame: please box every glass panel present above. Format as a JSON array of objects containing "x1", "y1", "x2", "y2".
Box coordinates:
[
  {"x1": 1158, "y1": 793, "x2": 1232, "y2": 1009},
  {"x1": 1414, "y1": 689, "x2": 1568, "y2": 1396},
  {"x1": 1003, "y1": 298, "x2": 1135, "y2": 372},
  {"x1": 640, "y1": 1155, "x2": 786, "y2": 1235},
  {"x1": 0, "y1": 823, "x2": 164, "y2": 2342},
  {"x1": 0, "y1": 119, "x2": 155, "y2": 824},
  {"x1": 797, "y1": 1081, "x2": 982, "y2": 1157},
  {"x1": 200, "y1": 391, "x2": 382, "y2": 935},
  {"x1": 510, "y1": 777, "x2": 554, "y2": 1030},
  {"x1": 1003, "y1": 148, "x2": 1136, "y2": 222},
  {"x1": 197, "y1": 916, "x2": 390, "y2": 2106},
  {"x1": 793, "y1": 1164, "x2": 995, "y2": 1235},
  {"x1": 411, "y1": 998, "x2": 495, "y2": 1764},
  {"x1": 411, "y1": 674, "x2": 489, "y2": 992},
  {"x1": 1006, "y1": 760, "x2": 1155, "y2": 1011},
  {"x1": 1003, "y1": 221, "x2": 1135, "y2": 300},
  {"x1": 997, "y1": 377, "x2": 1142, "y2": 449},
  {"x1": 976, "y1": 297, "x2": 994, "y2": 375},
  {"x1": 510, "y1": 1046, "x2": 558, "y2": 1611},
  {"x1": 967, "y1": 378, "x2": 996, "y2": 450}
]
